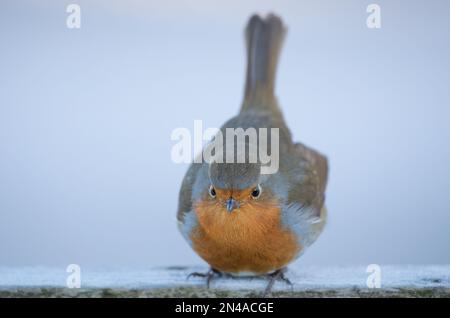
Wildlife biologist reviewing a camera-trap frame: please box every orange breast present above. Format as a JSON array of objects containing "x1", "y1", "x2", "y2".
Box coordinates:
[{"x1": 190, "y1": 198, "x2": 301, "y2": 274}]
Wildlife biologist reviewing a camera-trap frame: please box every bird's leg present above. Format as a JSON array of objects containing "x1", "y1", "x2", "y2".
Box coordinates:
[
  {"x1": 187, "y1": 268, "x2": 223, "y2": 289},
  {"x1": 262, "y1": 267, "x2": 293, "y2": 297}
]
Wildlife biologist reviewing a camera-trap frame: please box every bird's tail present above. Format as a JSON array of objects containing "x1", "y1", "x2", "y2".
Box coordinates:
[{"x1": 241, "y1": 14, "x2": 286, "y2": 114}]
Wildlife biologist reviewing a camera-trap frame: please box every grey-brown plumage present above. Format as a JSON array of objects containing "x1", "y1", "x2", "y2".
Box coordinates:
[{"x1": 177, "y1": 14, "x2": 328, "y2": 283}]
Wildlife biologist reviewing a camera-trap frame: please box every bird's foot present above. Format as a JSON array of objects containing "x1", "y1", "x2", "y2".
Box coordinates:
[
  {"x1": 187, "y1": 268, "x2": 223, "y2": 289},
  {"x1": 262, "y1": 267, "x2": 293, "y2": 297}
]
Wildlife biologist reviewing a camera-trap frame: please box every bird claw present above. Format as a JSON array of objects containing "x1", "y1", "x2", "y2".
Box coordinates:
[
  {"x1": 187, "y1": 267, "x2": 293, "y2": 295},
  {"x1": 262, "y1": 268, "x2": 293, "y2": 297},
  {"x1": 187, "y1": 268, "x2": 223, "y2": 289}
]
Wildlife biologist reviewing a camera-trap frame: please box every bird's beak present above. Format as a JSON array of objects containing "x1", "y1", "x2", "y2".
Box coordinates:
[{"x1": 226, "y1": 198, "x2": 238, "y2": 213}]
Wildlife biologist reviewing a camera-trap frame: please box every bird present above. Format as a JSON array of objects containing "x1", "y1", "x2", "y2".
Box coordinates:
[{"x1": 177, "y1": 13, "x2": 328, "y2": 296}]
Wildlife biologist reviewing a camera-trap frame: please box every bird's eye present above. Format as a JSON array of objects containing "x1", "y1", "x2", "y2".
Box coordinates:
[
  {"x1": 209, "y1": 185, "x2": 216, "y2": 198},
  {"x1": 251, "y1": 184, "x2": 262, "y2": 199}
]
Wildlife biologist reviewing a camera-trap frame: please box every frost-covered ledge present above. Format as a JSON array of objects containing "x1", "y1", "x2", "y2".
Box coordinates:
[{"x1": 0, "y1": 265, "x2": 449, "y2": 297}]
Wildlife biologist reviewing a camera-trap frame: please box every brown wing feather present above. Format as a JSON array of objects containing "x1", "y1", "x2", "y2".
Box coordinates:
[
  {"x1": 286, "y1": 143, "x2": 328, "y2": 216},
  {"x1": 177, "y1": 163, "x2": 201, "y2": 222}
]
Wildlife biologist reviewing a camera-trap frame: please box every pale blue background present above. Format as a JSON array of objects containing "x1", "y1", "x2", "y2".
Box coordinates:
[{"x1": 1, "y1": 0, "x2": 449, "y2": 269}]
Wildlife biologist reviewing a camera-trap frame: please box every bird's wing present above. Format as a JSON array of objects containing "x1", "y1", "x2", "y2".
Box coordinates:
[
  {"x1": 176, "y1": 163, "x2": 201, "y2": 223},
  {"x1": 276, "y1": 143, "x2": 328, "y2": 249},
  {"x1": 285, "y1": 142, "x2": 328, "y2": 217}
]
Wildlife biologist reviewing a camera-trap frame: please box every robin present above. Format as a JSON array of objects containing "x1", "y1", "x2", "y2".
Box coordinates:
[{"x1": 177, "y1": 14, "x2": 328, "y2": 295}]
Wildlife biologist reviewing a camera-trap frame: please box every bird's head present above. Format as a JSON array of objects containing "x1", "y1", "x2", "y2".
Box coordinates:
[
  {"x1": 206, "y1": 162, "x2": 263, "y2": 213},
  {"x1": 192, "y1": 161, "x2": 281, "y2": 240}
]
